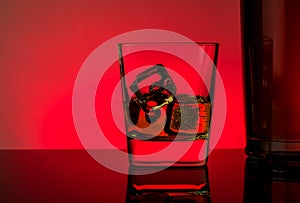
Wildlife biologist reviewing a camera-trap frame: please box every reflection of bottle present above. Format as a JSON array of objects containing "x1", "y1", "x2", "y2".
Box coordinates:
[
  {"x1": 244, "y1": 158, "x2": 300, "y2": 203},
  {"x1": 241, "y1": 0, "x2": 300, "y2": 159}
]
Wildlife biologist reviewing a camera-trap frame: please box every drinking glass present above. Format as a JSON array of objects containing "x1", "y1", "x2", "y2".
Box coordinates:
[{"x1": 119, "y1": 42, "x2": 219, "y2": 167}]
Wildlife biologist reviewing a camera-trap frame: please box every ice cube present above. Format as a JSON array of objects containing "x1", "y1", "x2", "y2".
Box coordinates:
[
  {"x1": 128, "y1": 64, "x2": 176, "y2": 126},
  {"x1": 129, "y1": 86, "x2": 173, "y2": 126},
  {"x1": 130, "y1": 64, "x2": 176, "y2": 97},
  {"x1": 166, "y1": 94, "x2": 211, "y2": 136}
]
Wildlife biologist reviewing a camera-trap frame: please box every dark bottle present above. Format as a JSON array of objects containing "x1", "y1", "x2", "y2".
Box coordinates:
[{"x1": 241, "y1": 0, "x2": 300, "y2": 159}]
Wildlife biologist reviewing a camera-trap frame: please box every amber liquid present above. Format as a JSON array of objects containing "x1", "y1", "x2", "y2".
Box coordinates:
[{"x1": 126, "y1": 95, "x2": 211, "y2": 166}]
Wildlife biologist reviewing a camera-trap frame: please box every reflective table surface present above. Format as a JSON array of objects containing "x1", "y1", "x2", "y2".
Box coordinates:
[{"x1": 0, "y1": 149, "x2": 299, "y2": 203}]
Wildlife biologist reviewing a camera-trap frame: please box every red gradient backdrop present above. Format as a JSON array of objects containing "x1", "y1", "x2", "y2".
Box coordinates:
[{"x1": 0, "y1": 0, "x2": 245, "y2": 149}]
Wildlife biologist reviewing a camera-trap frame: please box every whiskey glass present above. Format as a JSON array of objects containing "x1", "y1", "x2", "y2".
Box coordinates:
[{"x1": 119, "y1": 42, "x2": 219, "y2": 167}]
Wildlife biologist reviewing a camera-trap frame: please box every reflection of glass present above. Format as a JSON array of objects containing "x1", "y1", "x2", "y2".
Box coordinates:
[
  {"x1": 119, "y1": 43, "x2": 219, "y2": 167},
  {"x1": 126, "y1": 166, "x2": 210, "y2": 203},
  {"x1": 244, "y1": 158, "x2": 300, "y2": 202},
  {"x1": 242, "y1": 0, "x2": 300, "y2": 159}
]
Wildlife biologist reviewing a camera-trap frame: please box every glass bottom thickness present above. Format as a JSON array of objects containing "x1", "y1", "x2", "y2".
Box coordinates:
[{"x1": 128, "y1": 138, "x2": 208, "y2": 167}]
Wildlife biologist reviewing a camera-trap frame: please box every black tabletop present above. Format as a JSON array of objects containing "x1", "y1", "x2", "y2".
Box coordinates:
[{"x1": 0, "y1": 149, "x2": 299, "y2": 203}]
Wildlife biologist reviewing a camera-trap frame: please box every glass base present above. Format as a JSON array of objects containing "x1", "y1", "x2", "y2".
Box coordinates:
[
  {"x1": 126, "y1": 190, "x2": 210, "y2": 203},
  {"x1": 128, "y1": 138, "x2": 208, "y2": 167}
]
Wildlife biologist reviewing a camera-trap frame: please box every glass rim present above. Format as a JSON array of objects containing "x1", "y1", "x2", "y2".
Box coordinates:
[{"x1": 118, "y1": 42, "x2": 219, "y2": 46}]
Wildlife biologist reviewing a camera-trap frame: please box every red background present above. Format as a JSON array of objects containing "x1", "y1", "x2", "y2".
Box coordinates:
[{"x1": 0, "y1": 0, "x2": 245, "y2": 149}]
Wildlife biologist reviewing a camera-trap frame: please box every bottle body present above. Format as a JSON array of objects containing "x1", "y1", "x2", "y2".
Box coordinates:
[{"x1": 241, "y1": 0, "x2": 300, "y2": 159}]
